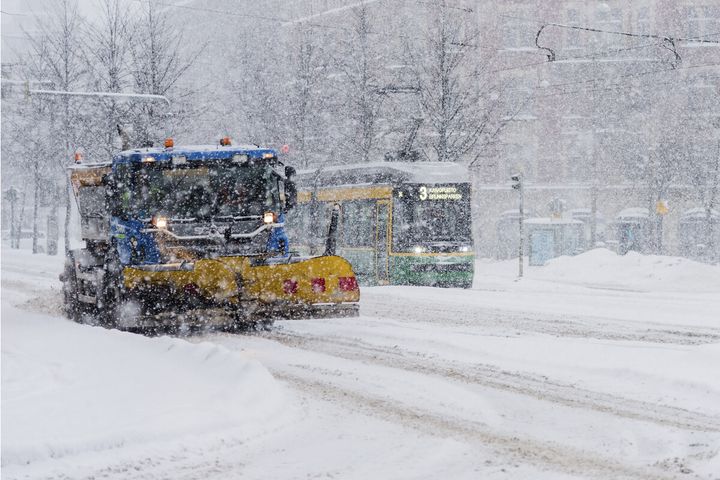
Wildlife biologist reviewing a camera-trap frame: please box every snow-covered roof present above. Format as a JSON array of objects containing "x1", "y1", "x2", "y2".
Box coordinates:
[
  {"x1": 615, "y1": 207, "x2": 650, "y2": 220},
  {"x1": 70, "y1": 144, "x2": 280, "y2": 170},
  {"x1": 570, "y1": 208, "x2": 605, "y2": 221},
  {"x1": 525, "y1": 217, "x2": 583, "y2": 225},
  {"x1": 499, "y1": 209, "x2": 522, "y2": 216},
  {"x1": 113, "y1": 144, "x2": 277, "y2": 165},
  {"x1": 497, "y1": 209, "x2": 539, "y2": 219},
  {"x1": 118, "y1": 144, "x2": 265, "y2": 156},
  {"x1": 681, "y1": 208, "x2": 720, "y2": 219},
  {"x1": 297, "y1": 162, "x2": 470, "y2": 187}
]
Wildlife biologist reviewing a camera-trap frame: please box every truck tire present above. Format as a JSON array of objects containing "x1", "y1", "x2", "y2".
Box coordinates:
[
  {"x1": 62, "y1": 252, "x2": 82, "y2": 321},
  {"x1": 100, "y1": 246, "x2": 125, "y2": 329},
  {"x1": 102, "y1": 248, "x2": 145, "y2": 332}
]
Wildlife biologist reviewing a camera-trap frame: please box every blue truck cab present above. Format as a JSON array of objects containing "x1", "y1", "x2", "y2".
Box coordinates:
[{"x1": 72, "y1": 141, "x2": 296, "y2": 268}]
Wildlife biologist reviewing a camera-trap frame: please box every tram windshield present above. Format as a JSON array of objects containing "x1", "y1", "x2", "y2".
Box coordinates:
[{"x1": 392, "y1": 183, "x2": 472, "y2": 250}]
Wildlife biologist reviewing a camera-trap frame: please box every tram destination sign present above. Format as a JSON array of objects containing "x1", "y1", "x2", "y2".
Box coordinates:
[
  {"x1": 419, "y1": 185, "x2": 462, "y2": 201},
  {"x1": 397, "y1": 184, "x2": 468, "y2": 202}
]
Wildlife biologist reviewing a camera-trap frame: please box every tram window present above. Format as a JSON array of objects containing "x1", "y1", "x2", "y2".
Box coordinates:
[
  {"x1": 304, "y1": 201, "x2": 335, "y2": 242},
  {"x1": 342, "y1": 200, "x2": 375, "y2": 247}
]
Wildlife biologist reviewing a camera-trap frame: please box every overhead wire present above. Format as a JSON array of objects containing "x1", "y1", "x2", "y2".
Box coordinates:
[
  {"x1": 499, "y1": 13, "x2": 720, "y2": 45},
  {"x1": 123, "y1": 0, "x2": 543, "y2": 57},
  {"x1": 482, "y1": 41, "x2": 666, "y2": 75},
  {"x1": 499, "y1": 60, "x2": 720, "y2": 101},
  {"x1": 532, "y1": 71, "x2": 720, "y2": 100},
  {"x1": 120, "y1": 0, "x2": 719, "y2": 99}
]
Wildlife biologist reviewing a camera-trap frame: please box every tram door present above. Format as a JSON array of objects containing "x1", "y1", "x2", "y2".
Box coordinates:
[{"x1": 375, "y1": 201, "x2": 390, "y2": 284}]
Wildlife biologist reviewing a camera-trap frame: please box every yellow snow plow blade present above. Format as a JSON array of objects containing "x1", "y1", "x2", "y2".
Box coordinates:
[{"x1": 122, "y1": 255, "x2": 360, "y2": 320}]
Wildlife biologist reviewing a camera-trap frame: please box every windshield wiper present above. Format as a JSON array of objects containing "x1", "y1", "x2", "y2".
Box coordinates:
[{"x1": 212, "y1": 214, "x2": 262, "y2": 222}]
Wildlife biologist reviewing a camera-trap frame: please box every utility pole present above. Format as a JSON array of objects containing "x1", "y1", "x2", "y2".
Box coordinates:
[
  {"x1": 511, "y1": 173, "x2": 524, "y2": 277},
  {"x1": 590, "y1": 154, "x2": 598, "y2": 248}
]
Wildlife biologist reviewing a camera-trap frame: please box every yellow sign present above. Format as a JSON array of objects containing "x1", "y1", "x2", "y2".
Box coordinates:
[{"x1": 656, "y1": 200, "x2": 669, "y2": 215}]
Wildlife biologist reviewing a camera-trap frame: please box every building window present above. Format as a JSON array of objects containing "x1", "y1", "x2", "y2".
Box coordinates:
[
  {"x1": 636, "y1": 7, "x2": 651, "y2": 34},
  {"x1": 341, "y1": 200, "x2": 375, "y2": 247},
  {"x1": 501, "y1": 9, "x2": 533, "y2": 49},
  {"x1": 504, "y1": 74, "x2": 535, "y2": 116},
  {"x1": 594, "y1": 6, "x2": 623, "y2": 48},
  {"x1": 502, "y1": 142, "x2": 536, "y2": 182},
  {"x1": 566, "y1": 9, "x2": 581, "y2": 48},
  {"x1": 686, "y1": 6, "x2": 720, "y2": 38}
]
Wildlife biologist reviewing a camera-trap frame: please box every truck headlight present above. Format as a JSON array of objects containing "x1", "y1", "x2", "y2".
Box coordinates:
[
  {"x1": 152, "y1": 216, "x2": 168, "y2": 229},
  {"x1": 263, "y1": 212, "x2": 276, "y2": 224}
]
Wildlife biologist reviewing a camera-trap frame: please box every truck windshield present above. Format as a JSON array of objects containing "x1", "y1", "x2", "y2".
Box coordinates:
[{"x1": 119, "y1": 162, "x2": 280, "y2": 219}]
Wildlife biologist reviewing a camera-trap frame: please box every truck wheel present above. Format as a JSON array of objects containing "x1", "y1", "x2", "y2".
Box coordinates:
[
  {"x1": 62, "y1": 253, "x2": 81, "y2": 321},
  {"x1": 100, "y1": 249, "x2": 127, "y2": 329}
]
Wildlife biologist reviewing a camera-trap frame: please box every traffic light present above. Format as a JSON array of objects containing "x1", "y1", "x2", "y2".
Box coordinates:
[{"x1": 511, "y1": 174, "x2": 522, "y2": 190}]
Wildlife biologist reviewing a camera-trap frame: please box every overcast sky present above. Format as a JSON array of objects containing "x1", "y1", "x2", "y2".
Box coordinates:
[{"x1": 1, "y1": 0, "x2": 103, "y2": 64}]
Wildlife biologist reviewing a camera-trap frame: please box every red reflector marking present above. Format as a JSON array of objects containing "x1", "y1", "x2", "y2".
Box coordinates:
[
  {"x1": 338, "y1": 276, "x2": 359, "y2": 291},
  {"x1": 311, "y1": 277, "x2": 326, "y2": 293},
  {"x1": 283, "y1": 279, "x2": 298, "y2": 294}
]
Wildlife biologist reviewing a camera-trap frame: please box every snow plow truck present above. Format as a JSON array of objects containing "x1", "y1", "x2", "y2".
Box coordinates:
[{"x1": 60, "y1": 138, "x2": 360, "y2": 330}]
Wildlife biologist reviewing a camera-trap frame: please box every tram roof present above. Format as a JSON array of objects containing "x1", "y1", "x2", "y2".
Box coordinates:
[{"x1": 296, "y1": 161, "x2": 470, "y2": 187}]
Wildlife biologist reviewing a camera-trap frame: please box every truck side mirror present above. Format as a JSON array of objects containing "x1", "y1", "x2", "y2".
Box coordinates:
[
  {"x1": 285, "y1": 181, "x2": 297, "y2": 210},
  {"x1": 285, "y1": 166, "x2": 297, "y2": 210}
]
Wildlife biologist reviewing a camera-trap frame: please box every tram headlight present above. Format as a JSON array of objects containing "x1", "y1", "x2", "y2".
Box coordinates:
[
  {"x1": 413, "y1": 245, "x2": 426, "y2": 254},
  {"x1": 460, "y1": 245, "x2": 472, "y2": 252}
]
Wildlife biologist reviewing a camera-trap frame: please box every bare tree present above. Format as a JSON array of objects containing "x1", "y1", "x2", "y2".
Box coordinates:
[
  {"x1": 24, "y1": 0, "x2": 87, "y2": 254},
  {"x1": 686, "y1": 140, "x2": 720, "y2": 262},
  {"x1": 405, "y1": 2, "x2": 495, "y2": 163},
  {"x1": 337, "y1": 4, "x2": 384, "y2": 163},
  {"x1": 129, "y1": 0, "x2": 201, "y2": 146},
  {"x1": 6, "y1": 95, "x2": 59, "y2": 253},
  {"x1": 85, "y1": 0, "x2": 134, "y2": 157},
  {"x1": 225, "y1": 32, "x2": 286, "y2": 146},
  {"x1": 286, "y1": 25, "x2": 333, "y2": 168}
]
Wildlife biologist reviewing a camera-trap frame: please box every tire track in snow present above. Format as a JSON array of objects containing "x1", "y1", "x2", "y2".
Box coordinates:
[
  {"x1": 1, "y1": 278, "x2": 65, "y2": 316},
  {"x1": 361, "y1": 291, "x2": 720, "y2": 345},
  {"x1": 274, "y1": 370, "x2": 677, "y2": 480},
  {"x1": 269, "y1": 331, "x2": 720, "y2": 433}
]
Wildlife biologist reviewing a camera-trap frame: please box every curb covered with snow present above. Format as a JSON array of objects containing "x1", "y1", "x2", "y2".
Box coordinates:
[{"x1": 1, "y1": 309, "x2": 286, "y2": 468}]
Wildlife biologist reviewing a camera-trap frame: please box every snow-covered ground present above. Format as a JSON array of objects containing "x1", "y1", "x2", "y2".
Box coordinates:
[{"x1": 2, "y1": 246, "x2": 720, "y2": 479}]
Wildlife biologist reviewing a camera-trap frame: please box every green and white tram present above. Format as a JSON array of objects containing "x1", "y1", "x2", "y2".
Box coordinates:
[{"x1": 288, "y1": 163, "x2": 474, "y2": 288}]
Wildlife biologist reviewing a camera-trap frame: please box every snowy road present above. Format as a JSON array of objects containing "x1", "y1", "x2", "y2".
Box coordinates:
[{"x1": 2, "y1": 248, "x2": 720, "y2": 479}]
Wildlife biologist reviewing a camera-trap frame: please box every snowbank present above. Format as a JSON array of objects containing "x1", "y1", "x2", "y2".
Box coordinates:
[
  {"x1": 1, "y1": 306, "x2": 286, "y2": 468},
  {"x1": 477, "y1": 248, "x2": 720, "y2": 293},
  {"x1": 538, "y1": 249, "x2": 720, "y2": 292}
]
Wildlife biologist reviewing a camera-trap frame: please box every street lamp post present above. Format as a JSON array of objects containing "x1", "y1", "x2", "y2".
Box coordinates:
[{"x1": 511, "y1": 174, "x2": 524, "y2": 278}]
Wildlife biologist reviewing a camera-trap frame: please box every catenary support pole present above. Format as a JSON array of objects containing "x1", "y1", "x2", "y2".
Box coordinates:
[{"x1": 519, "y1": 177, "x2": 524, "y2": 278}]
